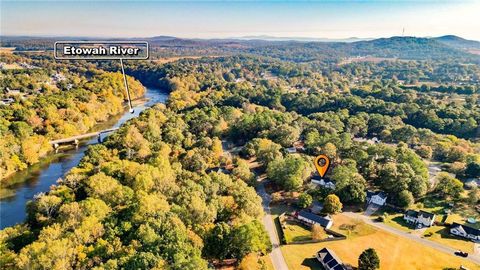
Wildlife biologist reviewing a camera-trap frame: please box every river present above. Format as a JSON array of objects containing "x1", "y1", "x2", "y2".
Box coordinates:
[{"x1": 0, "y1": 87, "x2": 169, "y2": 229}]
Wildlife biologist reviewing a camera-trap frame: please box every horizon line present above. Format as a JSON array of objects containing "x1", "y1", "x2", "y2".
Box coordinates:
[{"x1": 1, "y1": 34, "x2": 479, "y2": 43}]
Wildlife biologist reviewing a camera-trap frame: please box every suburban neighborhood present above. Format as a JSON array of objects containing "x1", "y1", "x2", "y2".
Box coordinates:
[
  {"x1": 1, "y1": 2, "x2": 480, "y2": 269},
  {"x1": 256, "y1": 138, "x2": 480, "y2": 270}
]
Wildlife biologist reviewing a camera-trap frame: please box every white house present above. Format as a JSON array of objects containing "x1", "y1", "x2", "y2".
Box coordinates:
[
  {"x1": 311, "y1": 175, "x2": 336, "y2": 189},
  {"x1": 285, "y1": 141, "x2": 305, "y2": 154},
  {"x1": 366, "y1": 191, "x2": 388, "y2": 206},
  {"x1": 0, "y1": 98, "x2": 15, "y2": 106},
  {"x1": 296, "y1": 210, "x2": 333, "y2": 229},
  {"x1": 286, "y1": 147, "x2": 297, "y2": 154},
  {"x1": 450, "y1": 222, "x2": 480, "y2": 242},
  {"x1": 404, "y1": 210, "x2": 436, "y2": 228}
]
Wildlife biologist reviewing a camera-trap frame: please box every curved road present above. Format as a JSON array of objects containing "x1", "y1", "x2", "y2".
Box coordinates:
[{"x1": 257, "y1": 182, "x2": 289, "y2": 270}]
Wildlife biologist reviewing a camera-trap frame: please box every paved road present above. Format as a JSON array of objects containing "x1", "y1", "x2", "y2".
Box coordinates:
[
  {"x1": 344, "y1": 212, "x2": 480, "y2": 266},
  {"x1": 257, "y1": 182, "x2": 289, "y2": 270}
]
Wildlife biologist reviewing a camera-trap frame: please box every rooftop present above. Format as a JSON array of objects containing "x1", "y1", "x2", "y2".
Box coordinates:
[
  {"x1": 451, "y1": 222, "x2": 480, "y2": 236},
  {"x1": 366, "y1": 190, "x2": 387, "y2": 199},
  {"x1": 405, "y1": 209, "x2": 435, "y2": 219},
  {"x1": 317, "y1": 247, "x2": 348, "y2": 270},
  {"x1": 298, "y1": 210, "x2": 332, "y2": 227}
]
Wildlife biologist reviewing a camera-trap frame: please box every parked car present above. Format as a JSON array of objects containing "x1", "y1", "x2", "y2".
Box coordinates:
[{"x1": 454, "y1": 250, "x2": 468, "y2": 257}]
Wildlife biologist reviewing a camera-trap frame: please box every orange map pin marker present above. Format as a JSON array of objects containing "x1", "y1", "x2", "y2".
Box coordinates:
[{"x1": 314, "y1": 154, "x2": 330, "y2": 178}]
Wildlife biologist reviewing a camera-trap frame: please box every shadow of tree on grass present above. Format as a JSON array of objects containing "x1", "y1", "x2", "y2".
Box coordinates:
[{"x1": 301, "y1": 257, "x2": 324, "y2": 270}]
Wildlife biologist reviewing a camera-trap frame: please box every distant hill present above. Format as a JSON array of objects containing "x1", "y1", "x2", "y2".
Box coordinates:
[
  {"x1": 434, "y1": 35, "x2": 480, "y2": 50},
  {"x1": 242, "y1": 36, "x2": 479, "y2": 62},
  {"x1": 345, "y1": 36, "x2": 475, "y2": 60},
  {"x1": 235, "y1": 35, "x2": 372, "y2": 43},
  {"x1": 148, "y1": 36, "x2": 178, "y2": 41},
  {"x1": 1, "y1": 35, "x2": 478, "y2": 62}
]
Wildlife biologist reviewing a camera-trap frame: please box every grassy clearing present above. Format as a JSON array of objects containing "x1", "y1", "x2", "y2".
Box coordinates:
[
  {"x1": 331, "y1": 214, "x2": 376, "y2": 238},
  {"x1": 417, "y1": 195, "x2": 450, "y2": 215},
  {"x1": 283, "y1": 221, "x2": 312, "y2": 243},
  {"x1": 373, "y1": 210, "x2": 412, "y2": 232},
  {"x1": 375, "y1": 209, "x2": 476, "y2": 253},
  {"x1": 423, "y1": 225, "x2": 475, "y2": 253},
  {"x1": 281, "y1": 214, "x2": 480, "y2": 270}
]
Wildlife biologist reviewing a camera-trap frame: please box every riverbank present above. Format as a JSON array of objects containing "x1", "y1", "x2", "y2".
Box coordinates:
[
  {"x1": 0, "y1": 87, "x2": 169, "y2": 229},
  {"x1": 0, "y1": 95, "x2": 144, "y2": 195}
]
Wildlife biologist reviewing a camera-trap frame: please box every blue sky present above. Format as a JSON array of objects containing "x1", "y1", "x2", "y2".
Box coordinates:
[{"x1": 2, "y1": 1, "x2": 480, "y2": 40}]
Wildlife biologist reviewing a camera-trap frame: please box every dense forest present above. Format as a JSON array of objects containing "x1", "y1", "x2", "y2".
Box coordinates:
[
  {"x1": 0, "y1": 53, "x2": 145, "y2": 180},
  {"x1": 0, "y1": 37, "x2": 479, "y2": 269}
]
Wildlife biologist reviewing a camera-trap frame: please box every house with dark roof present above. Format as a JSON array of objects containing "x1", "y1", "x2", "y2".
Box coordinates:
[
  {"x1": 404, "y1": 210, "x2": 436, "y2": 228},
  {"x1": 450, "y1": 222, "x2": 480, "y2": 242},
  {"x1": 311, "y1": 175, "x2": 336, "y2": 189},
  {"x1": 296, "y1": 210, "x2": 333, "y2": 229},
  {"x1": 316, "y1": 248, "x2": 352, "y2": 270},
  {"x1": 366, "y1": 190, "x2": 388, "y2": 206},
  {"x1": 205, "y1": 167, "x2": 230, "y2": 174}
]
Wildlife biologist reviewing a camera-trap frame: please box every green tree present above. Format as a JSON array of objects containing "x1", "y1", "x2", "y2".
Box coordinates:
[
  {"x1": 397, "y1": 190, "x2": 414, "y2": 209},
  {"x1": 246, "y1": 138, "x2": 283, "y2": 166},
  {"x1": 267, "y1": 155, "x2": 311, "y2": 190},
  {"x1": 332, "y1": 160, "x2": 367, "y2": 204},
  {"x1": 465, "y1": 162, "x2": 480, "y2": 178},
  {"x1": 358, "y1": 248, "x2": 380, "y2": 270},
  {"x1": 230, "y1": 221, "x2": 271, "y2": 260},
  {"x1": 468, "y1": 187, "x2": 479, "y2": 206},
  {"x1": 435, "y1": 172, "x2": 463, "y2": 200},
  {"x1": 323, "y1": 194, "x2": 342, "y2": 214},
  {"x1": 203, "y1": 222, "x2": 232, "y2": 260},
  {"x1": 297, "y1": 193, "x2": 313, "y2": 209},
  {"x1": 232, "y1": 159, "x2": 255, "y2": 185}
]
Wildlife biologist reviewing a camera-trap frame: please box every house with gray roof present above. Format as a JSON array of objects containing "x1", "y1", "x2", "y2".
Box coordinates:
[
  {"x1": 450, "y1": 222, "x2": 480, "y2": 242},
  {"x1": 404, "y1": 210, "x2": 436, "y2": 228},
  {"x1": 311, "y1": 175, "x2": 336, "y2": 189},
  {"x1": 366, "y1": 190, "x2": 388, "y2": 206},
  {"x1": 296, "y1": 210, "x2": 333, "y2": 229}
]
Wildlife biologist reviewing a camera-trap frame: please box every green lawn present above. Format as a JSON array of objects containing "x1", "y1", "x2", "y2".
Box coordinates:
[
  {"x1": 372, "y1": 210, "x2": 413, "y2": 232},
  {"x1": 423, "y1": 225, "x2": 475, "y2": 253},
  {"x1": 283, "y1": 221, "x2": 313, "y2": 243},
  {"x1": 332, "y1": 214, "x2": 376, "y2": 239},
  {"x1": 418, "y1": 195, "x2": 450, "y2": 215},
  {"x1": 270, "y1": 203, "x2": 297, "y2": 244},
  {"x1": 374, "y1": 208, "x2": 477, "y2": 254}
]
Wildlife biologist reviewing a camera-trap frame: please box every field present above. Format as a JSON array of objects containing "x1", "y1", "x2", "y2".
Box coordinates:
[
  {"x1": 283, "y1": 221, "x2": 313, "y2": 243},
  {"x1": 281, "y1": 214, "x2": 480, "y2": 270}
]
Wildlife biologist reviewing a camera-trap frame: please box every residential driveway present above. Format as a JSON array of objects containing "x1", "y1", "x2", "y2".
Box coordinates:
[
  {"x1": 411, "y1": 227, "x2": 427, "y2": 237},
  {"x1": 364, "y1": 203, "x2": 381, "y2": 216},
  {"x1": 257, "y1": 182, "x2": 289, "y2": 270},
  {"x1": 344, "y1": 212, "x2": 480, "y2": 265}
]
